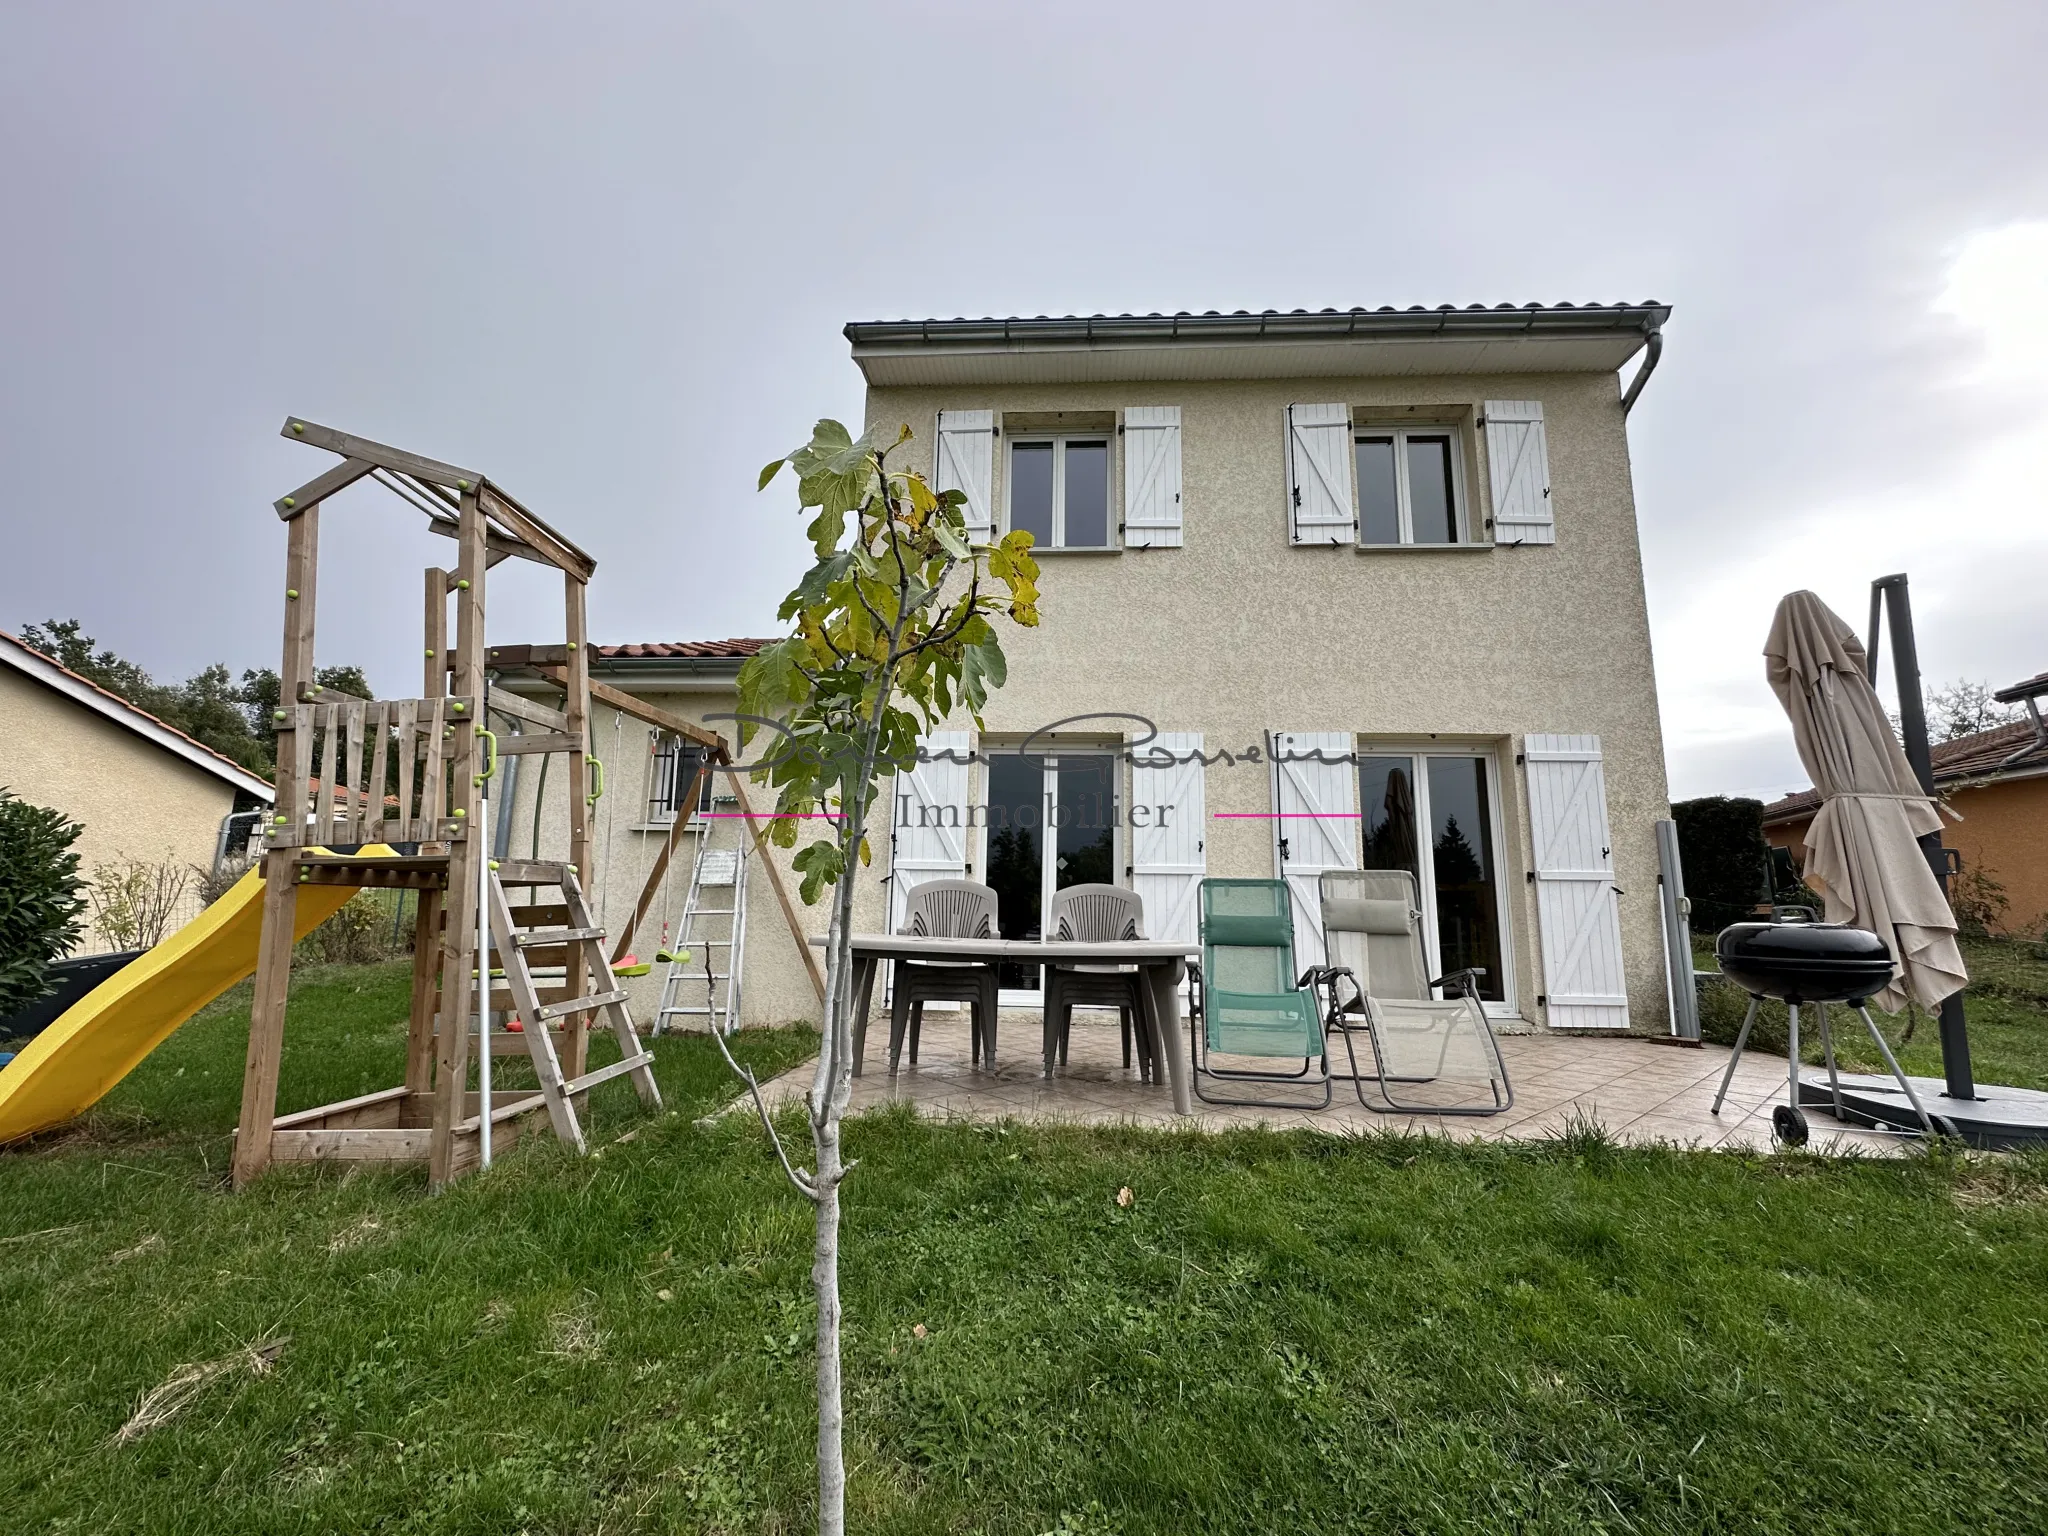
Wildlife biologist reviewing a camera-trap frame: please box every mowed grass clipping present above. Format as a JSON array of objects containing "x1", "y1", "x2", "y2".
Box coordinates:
[{"x1": 1, "y1": 963, "x2": 2045, "y2": 1534}]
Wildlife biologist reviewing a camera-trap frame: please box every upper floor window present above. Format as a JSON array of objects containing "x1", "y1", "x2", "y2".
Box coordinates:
[
  {"x1": 1288, "y1": 403, "x2": 1487, "y2": 548},
  {"x1": 1355, "y1": 427, "x2": 1465, "y2": 545},
  {"x1": 1007, "y1": 435, "x2": 1111, "y2": 549}
]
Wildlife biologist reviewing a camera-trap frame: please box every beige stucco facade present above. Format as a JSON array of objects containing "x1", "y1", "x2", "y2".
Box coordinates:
[
  {"x1": 854, "y1": 369, "x2": 1672, "y2": 1033},
  {"x1": 0, "y1": 664, "x2": 250, "y2": 950},
  {"x1": 538, "y1": 345, "x2": 1675, "y2": 1036}
]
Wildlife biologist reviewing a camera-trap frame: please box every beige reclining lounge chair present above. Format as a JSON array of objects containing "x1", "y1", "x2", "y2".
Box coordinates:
[{"x1": 1316, "y1": 869, "x2": 1512, "y2": 1115}]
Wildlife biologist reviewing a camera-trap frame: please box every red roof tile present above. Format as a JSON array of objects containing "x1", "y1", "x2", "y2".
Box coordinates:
[{"x1": 595, "y1": 639, "x2": 772, "y2": 661}]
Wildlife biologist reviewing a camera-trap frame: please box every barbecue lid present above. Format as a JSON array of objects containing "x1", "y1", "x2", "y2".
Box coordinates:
[
  {"x1": 1715, "y1": 919, "x2": 1893, "y2": 969},
  {"x1": 1716, "y1": 915, "x2": 1895, "y2": 1002}
]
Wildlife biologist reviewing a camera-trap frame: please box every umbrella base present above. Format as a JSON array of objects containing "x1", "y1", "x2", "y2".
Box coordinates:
[{"x1": 1797, "y1": 1072, "x2": 2048, "y2": 1150}]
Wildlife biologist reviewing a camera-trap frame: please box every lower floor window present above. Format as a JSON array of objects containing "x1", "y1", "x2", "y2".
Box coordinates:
[
  {"x1": 1357, "y1": 752, "x2": 1508, "y2": 1003},
  {"x1": 647, "y1": 737, "x2": 713, "y2": 823}
]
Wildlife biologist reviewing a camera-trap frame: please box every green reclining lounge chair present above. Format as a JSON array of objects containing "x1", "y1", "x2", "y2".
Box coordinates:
[{"x1": 1190, "y1": 878, "x2": 1331, "y2": 1109}]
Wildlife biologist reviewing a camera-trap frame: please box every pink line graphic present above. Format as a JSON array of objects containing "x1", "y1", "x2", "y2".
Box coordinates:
[{"x1": 1212, "y1": 812, "x2": 1361, "y2": 819}]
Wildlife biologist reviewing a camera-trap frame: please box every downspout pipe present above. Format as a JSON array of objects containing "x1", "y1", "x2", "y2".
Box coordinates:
[
  {"x1": 1996, "y1": 697, "x2": 2048, "y2": 770},
  {"x1": 1620, "y1": 325, "x2": 1664, "y2": 415}
]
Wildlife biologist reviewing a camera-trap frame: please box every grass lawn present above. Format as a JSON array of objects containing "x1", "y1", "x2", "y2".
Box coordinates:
[{"x1": 5, "y1": 963, "x2": 2048, "y2": 1533}]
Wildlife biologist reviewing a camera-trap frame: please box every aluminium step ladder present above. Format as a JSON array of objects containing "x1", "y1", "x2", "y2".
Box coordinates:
[
  {"x1": 653, "y1": 795, "x2": 751, "y2": 1035},
  {"x1": 477, "y1": 862, "x2": 663, "y2": 1154}
]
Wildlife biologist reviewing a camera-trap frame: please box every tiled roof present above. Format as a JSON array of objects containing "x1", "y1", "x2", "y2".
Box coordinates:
[
  {"x1": 595, "y1": 639, "x2": 772, "y2": 661},
  {"x1": 1762, "y1": 718, "x2": 2048, "y2": 825},
  {"x1": 849, "y1": 302, "x2": 1668, "y2": 328},
  {"x1": 0, "y1": 627, "x2": 274, "y2": 796}
]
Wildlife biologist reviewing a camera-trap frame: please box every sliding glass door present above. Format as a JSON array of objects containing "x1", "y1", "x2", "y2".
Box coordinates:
[
  {"x1": 1357, "y1": 752, "x2": 1511, "y2": 1007},
  {"x1": 981, "y1": 751, "x2": 1119, "y2": 994}
]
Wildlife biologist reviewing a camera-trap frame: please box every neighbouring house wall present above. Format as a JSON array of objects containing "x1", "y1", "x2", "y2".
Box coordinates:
[
  {"x1": 0, "y1": 666, "x2": 241, "y2": 951},
  {"x1": 1949, "y1": 779, "x2": 2048, "y2": 935},
  {"x1": 860, "y1": 369, "x2": 1674, "y2": 1032},
  {"x1": 1770, "y1": 776, "x2": 2048, "y2": 937},
  {"x1": 501, "y1": 690, "x2": 827, "y2": 1029}
]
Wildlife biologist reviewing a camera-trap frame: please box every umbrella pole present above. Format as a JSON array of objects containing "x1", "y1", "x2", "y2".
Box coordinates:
[{"x1": 1870, "y1": 574, "x2": 1977, "y2": 1102}]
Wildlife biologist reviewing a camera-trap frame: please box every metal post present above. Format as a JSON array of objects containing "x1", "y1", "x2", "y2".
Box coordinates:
[
  {"x1": 1872, "y1": 574, "x2": 1975, "y2": 1100},
  {"x1": 477, "y1": 764, "x2": 492, "y2": 1169},
  {"x1": 1655, "y1": 819, "x2": 1700, "y2": 1040},
  {"x1": 1786, "y1": 1001, "x2": 1802, "y2": 1131}
]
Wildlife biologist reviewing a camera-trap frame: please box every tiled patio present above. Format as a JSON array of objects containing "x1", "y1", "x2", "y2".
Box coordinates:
[{"x1": 754, "y1": 1009, "x2": 1913, "y2": 1154}]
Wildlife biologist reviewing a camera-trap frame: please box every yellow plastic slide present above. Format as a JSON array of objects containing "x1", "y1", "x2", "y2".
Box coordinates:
[{"x1": 0, "y1": 855, "x2": 385, "y2": 1144}]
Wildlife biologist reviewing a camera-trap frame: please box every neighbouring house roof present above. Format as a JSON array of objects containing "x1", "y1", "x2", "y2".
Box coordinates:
[
  {"x1": 1994, "y1": 670, "x2": 2048, "y2": 703},
  {"x1": 1762, "y1": 716, "x2": 2048, "y2": 826},
  {"x1": 0, "y1": 629, "x2": 276, "y2": 803},
  {"x1": 582, "y1": 639, "x2": 770, "y2": 690},
  {"x1": 595, "y1": 640, "x2": 772, "y2": 662},
  {"x1": 845, "y1": 302, "x2": 1671, "y2": 387}
]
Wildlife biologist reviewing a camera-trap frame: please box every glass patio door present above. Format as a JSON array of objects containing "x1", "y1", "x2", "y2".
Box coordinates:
[
  {"x1": 981, "y1": 751, "x2": 1118, "y2": 996},
  {"x1": 1357, "y1": 753, "x2": 1511, "y2": 1007}
]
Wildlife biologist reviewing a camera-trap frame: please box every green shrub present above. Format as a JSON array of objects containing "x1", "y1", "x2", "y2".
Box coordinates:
[
  {"x1": 85, "y1": 854, "x2": 191, "y2": 951},
  {"x1": 298, "y1": 889, "x2": 413, "y2": 965},
  {"x1": 1672, "y1": 795, "x2": 1774, "y2": 935},
  {"x1": 1673, "y1": 795, "x2": 1818, "y2": 938},
  {"x1": 0, "y1": 786, "x2": 89, "y2": 1015},
  {"x1": 1950, "y1": 864, "x2": 2011, "y2": 937},
  {"x1": 1698, "y1": 974, "x2": 1789, "y2": 1056}
]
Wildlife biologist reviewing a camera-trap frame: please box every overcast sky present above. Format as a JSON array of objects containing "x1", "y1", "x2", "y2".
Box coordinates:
[{"x1": 4, "y1": 1, "x2": 2044, "y2": 803}]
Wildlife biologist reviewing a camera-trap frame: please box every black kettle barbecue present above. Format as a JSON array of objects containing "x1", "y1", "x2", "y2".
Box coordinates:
[
  {"x1": 1709, "y1": 908, "x2": 1936, "y2": 1145},
  {"x1": 1716, "y1": 917, "x2": 1896, "y2": 1005}
]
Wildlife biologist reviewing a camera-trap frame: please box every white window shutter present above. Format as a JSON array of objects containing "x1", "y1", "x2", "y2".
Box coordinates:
[
  {"x1": 888, "y1": 730, "x2": 973, "y2": 932},
  {"x1": 1524, "y1": 734, "x2": 1629, "y2": 1028},
  {"x1": 1270, "y1": 731, "x2": 1359, "y2": 956},
  {"x1": 1286, "y1": 404, "x2": 1356, "y2": 544},
  {"x1": 1121, "y1": 406, "x2": 1183, "y2": 548},
  {"x1": 1484, "y1": 400, "x2": 1554, "y2": 545},
  {"x1": 934, "y1": 411, "x2": 995, "y2": 541},
  {"x1": 1130, "y1": 733, "x2": 1205, "y2": 946}
]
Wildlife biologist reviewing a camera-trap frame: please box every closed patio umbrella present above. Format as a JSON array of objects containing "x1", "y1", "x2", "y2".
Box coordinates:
[{"x1": 1764, "y1": 591, "x2": 1966, "y2": 1013}]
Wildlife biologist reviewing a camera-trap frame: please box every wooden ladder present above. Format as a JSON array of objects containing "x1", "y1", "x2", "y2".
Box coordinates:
[{"x1": 483, "y1": 863, "x2": 662, "y2": 1154}]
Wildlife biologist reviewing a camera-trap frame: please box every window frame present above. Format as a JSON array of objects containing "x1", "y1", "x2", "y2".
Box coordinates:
[
  {"x1": 971, "y1": 743, "x2": 1127, "y2": 1003},
  {"x1": 638, "y1": 733, "x2": 712, "y2": 830},
  {"x1": 1351, "y1": 424, "x2": 1471, "y2": 547},
  {"x1": 1003, "y1": 432, "x2": 1118, "y2": 551},
  {"x1": 1354, "y1": 741, "x2": 1518, "y2": 1018}
]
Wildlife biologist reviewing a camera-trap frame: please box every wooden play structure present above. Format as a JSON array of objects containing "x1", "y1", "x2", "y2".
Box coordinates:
[{"x1": 233, "y1": 418, "x2": 673, "y2": 1189}]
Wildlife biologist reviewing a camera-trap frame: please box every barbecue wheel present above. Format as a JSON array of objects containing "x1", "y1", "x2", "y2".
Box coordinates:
[{"x1": 1772, "y1": 1104, "x2": 1809, "y2": 1147}]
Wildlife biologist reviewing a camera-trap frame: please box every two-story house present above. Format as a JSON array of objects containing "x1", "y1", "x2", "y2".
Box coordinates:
[{"x1": 517, "y1": 303, "x2": 1676, "y2": 1038}]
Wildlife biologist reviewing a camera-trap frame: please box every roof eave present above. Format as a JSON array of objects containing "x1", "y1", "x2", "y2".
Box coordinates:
[
  {"x1": 846, "y1": 304, "x2": 1670, "y2": 351},
  {"x1": 846, "y1": 305, "x2": 1670, "y2": 386},
  {"x1": 589, "y1": 655, "x2": 747, "y2": 688},
  {"x1": 0, "y1": 637, "x2": 276, "y2": 802}
]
